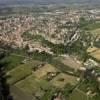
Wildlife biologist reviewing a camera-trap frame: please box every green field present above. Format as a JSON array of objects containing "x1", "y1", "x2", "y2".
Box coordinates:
[
  {"x1": 87, "y1": 47, "x2": 100, "y2": 61},
  {"x1": 50, "y1": 73, "x2": 78, "y2": 88},
  {"x1": 69, "y1": 89, "x2": 87, "y2": 100},
  {"x1": 34, "y1": 64, "x2": 58, "y2": 79},
  {"x1": 15, "y1": 75, "x2": 49, "y2": 95},
  {"x1": 3, "y1": 51, "x2": 100, "y2": 100},
  {"x1": 6, "y1": 60, "x2": 41, "y2": 85},
  {"x1": 90, "y1": 28, "x2": 100, "y2": 35},
  {"x1": 1, "y1": 54, "x2": 25, "y2": 71}
]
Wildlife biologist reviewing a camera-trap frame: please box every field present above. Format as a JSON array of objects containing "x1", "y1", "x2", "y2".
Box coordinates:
[
  {"x1": 69, "y1": 89, "x2": 87, "y2": 100},
  {"x1": 34, "y1": 64, "x2": 59, "y2": 79},
  {"x1": 90, "y1": 28, "x2": 100, "y2": 35},
  {"x1": 4, "y1": 50, "x2": 97, "y2": 100},
  {"x1": 58, "y1": 56, "x2": 83, "y2": 71},
  {"x1": 1, "y1": 53, "x2": 25, "y2": 71},
  {"x1": 50, "y1": 73, "x2": 78, "y2": 88},
  {"x1": 87, "y1": 47, "x2": 100, "y2": 61},
  {"x1": 6, "y1": 60, "x2": 42, "y2": 85},
  {"x1": 15, "y1": 74, "x2": 49, "y2": 95}
]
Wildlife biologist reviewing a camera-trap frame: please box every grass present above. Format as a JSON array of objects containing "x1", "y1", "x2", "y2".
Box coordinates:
[
  {"x1": 34, "y1": 64, "x2": 58, "y2": 79},
  {"x1": 84, "y1": 22, "x2": 100, "y2": 30},
  {"x1": 90, "y1": 28, "x2": 100, "y2": 35},
  {"x1": 78, "y1": 79, "x2": 100, "y2": 100},
  {"x1": 58, "y1": 56, "x2": 82, "y2": 71},
  {"x1": 87, "y1": 47, "x2": 100, "y2": 61},
  {"x1": 50, "y1": 73, "x2": 78, "y2": 88},
  {"x1": 69, "y1": 89, "x2": 87, "y2": 100},
  {"x1": 6, "y1": 60, "x2": 41, "y2": 85},
  {"x1": 1, "y1": 54, "x2": 25, "y2": 71},
  {"x1": 79, "y1": 18, "x2": 100, "y2": 31},
  {"x1": 15, "y1": 74, "x2": 49, "y2": 95},
  {"x1": 32, "y1": 34, "x2": 67, "y2": 54},
  {"x1": 41, "y1": 87, "x2": 57, "y2": 100},
  {"x1": 87, "y1": 47, "x2": 98, "y2": 53},
  {"x1": 79, "y1": 79, "x2": 99, "y2": 93},
  {"x1": 89, "y1": 95, "x2": 100, "y2": 100}
]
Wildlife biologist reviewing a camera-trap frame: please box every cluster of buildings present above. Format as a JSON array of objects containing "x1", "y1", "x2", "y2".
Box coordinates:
[
  {"x1": 0, "y1": 15, "x2": 34, "y2": 48},
  {"x1": 0, "y1": 8, "x2": 100, "y2": 52},
  {"x1": 24, "y1": 41, "x2": 54, "y2": 55}
]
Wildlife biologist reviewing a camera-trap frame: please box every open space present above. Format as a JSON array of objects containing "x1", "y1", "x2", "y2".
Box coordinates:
[
  {"x1": 58, "y1": 56, "x2": 83, "y2": 71},
  {"x1": 69, "y1": 89, "x2": 87, "y2": 100},
  {"x1": 15, "y1": 74, "x2": 49, "y2": 95},
  {"x1": 50, "y1": 73, "x2": 78, "y2": 88},
  {"x1": 34, "y1": 64, "x2": 59, "y2": 79},
  {"x1": 1, "y1": 53, "x2": 25, "y2": 71},
  {"x1": 87, "y1": 47, "x2": 100, "y2": 61},
  {"x1": 6, "y1": 60, "x2": 42, "y2": 85}
]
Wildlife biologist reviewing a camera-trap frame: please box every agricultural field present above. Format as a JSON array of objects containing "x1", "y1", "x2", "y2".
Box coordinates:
[
  {"x1": 78, "y1": 80, "x2": 100, "y2": 100},
  {"x1": 50, "y1": 73, "x2": 78, "y2": 88},
  {"x1": 34, "y1": 64, "x2": 59, "y2": 79},
  {"x1": 90, "y1": 28, "x2": 100, "y2": 35},
  {"x1": 6, "y1": 60, "x2": 42, "y2": 85},
  {"x1": 5, "y1": 57, "x2": 80, "y2": 99},
  {"x1": 87, "y1": 47, "x2": 100, "y2": 61},
  {"x1": 2, "y1": 47, "x2": 99, "y2": 100},
  {"x1": 15, "y1": 74, "x2": 49, "y2": 95},
  {"x1": 68, "y1": 89, "x2": 87, "y2": 100},
  {"x1": 56, "y1": 56, "x2": 83, "y2": 72}
]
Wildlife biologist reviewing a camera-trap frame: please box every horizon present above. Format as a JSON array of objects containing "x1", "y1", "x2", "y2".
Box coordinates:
[{"x1": 0, "y1": 0, "x2": 100, "y2": 5}]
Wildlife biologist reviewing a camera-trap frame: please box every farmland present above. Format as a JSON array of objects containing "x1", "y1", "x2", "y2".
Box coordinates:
[
  {"x1": 6, "y1": 60, "x2": 42, "y2": 85},
  {"x1": 34, "y1": 64, "x2": 59, "y2": 79},
  {"x1": 68, "y1": 89, "x2": 87, "y2": 100},
  {"x1": 50, "y1": 73, "x2": 78, "y2": 88},
  {"x1": 5, "y1": 53, "x2": 81, "y2": 100},
  {"x1": 2, "y1": 46, "x2": 99, "y2": 100},
  {"x1": 87, "y1": 47, "x2": 100, "y2": 61},
  {"x1": 0, "y1": 4, "x2": 100, "y2": 100}
]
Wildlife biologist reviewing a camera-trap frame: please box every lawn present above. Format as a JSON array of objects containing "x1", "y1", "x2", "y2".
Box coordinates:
[{"x1": 50, "y1": 73, "x2": 78, "y2": 88}]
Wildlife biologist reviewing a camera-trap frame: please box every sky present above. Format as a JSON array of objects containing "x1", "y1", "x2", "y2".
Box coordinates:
[{"x1": 0, "y1": 0, "x2": 100, "y2": 5}]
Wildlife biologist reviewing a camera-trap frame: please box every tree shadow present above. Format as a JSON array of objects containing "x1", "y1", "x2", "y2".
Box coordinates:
[{"x1": 0, "y1": 51, "x2": 13, "y2": 100}]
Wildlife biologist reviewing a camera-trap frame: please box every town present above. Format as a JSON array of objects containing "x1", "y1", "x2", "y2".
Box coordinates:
[{"x1": 0, "y1": 4, "x2": 100, "y2": 100}]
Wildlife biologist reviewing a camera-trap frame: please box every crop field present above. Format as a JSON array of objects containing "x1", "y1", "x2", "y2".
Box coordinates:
[
  {"x1": 15, "y1": 74, "x2": 49, "y2": 95},
  {"x1": 87, "y1": 47, "x2": 100, "y2": 61},
  {"x1": 34, "y1": 64, "x2": 59, "y2": 79},
  {"x1": 6, "y1": 60, "x2": 42, "y2": 85},
  {"x1": 83, "y1": 22, "x2": 100, "y2": 31},
  {"x1": 90, "y1": 28, "x2": 100, "y2": 35},
  {"x1": 10, "y1": 85, "x2": 33, "y2": 100},
  {"x1": 87, "y1": 47, "x2": 98, "y2": 53},
  {"x1": 69, "y1": 89, "x2": 87, "y2": 100},
  {"x1": 4, "y1": 54, "x2": 97, "y2": 100},
  {"x1": 58, "y1": 56, "x2": 82, "y2": 71},
  {"x1": 50, "y1": 73, "x2": 78, "y2": 88}
]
